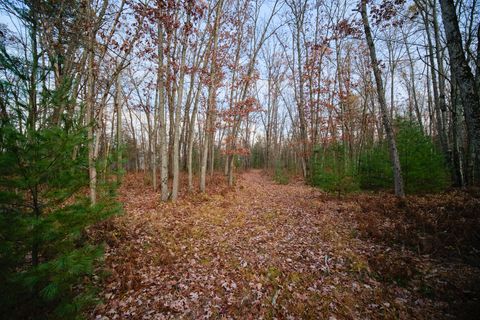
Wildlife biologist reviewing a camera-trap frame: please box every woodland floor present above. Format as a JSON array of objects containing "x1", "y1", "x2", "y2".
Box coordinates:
[{"x1": 90, "y1": 170, "x2": 480, "y2": 319}]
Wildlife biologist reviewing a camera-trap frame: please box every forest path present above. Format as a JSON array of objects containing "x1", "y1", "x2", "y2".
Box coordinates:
[{"x1": 91, "y1": 170, "x2": 464, "y2": 319}]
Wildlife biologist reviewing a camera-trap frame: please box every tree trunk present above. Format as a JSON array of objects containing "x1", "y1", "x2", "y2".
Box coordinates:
[
  {"x1": 451, "y1": 83, "x2": 465, "y2": 187},
  {"x1": 157, "y1": 22, "x2": 169, "y2": 201},
  {"x1": 200, "y1": 0, "x2": 223, "y2": 192},
  {"x1": 152, "y1": 87, "x2": 158, "y2": 191},
  {"x1": 86, "y1": 14, "x2": 97, "y2": 205},
  {"x1": 422, "y1": 10, "x2": 449, "y2": 158},
  {"x1": 361, "y1": 0, "x2": 405, "y2": 197},
  {"x1": 188, "y1": 84, "x2": 201, "y2": 191},
  {"x1": 171, "y1": 12, "x2": 190, "y2": 201},
  {"x1": 115, "y1": 73, "x2": 122, "y2": 184},
  {"x1": 432, "y1": 2, "x2": 449, "y2": 147},
  {"x1": 403, "y1": 31, "x2": 423, "y2": 131},
  {"x1": 440, "y1": 0, "x2": 480, "y2": 184},
  {"x1": 294, "y1": 6, "x2": 309, "y2": 179}
]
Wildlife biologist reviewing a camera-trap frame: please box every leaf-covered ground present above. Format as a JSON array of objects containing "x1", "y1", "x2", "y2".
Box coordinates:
[{"x1": 91, "y1": 170, "x2": 480, "y2": 319}]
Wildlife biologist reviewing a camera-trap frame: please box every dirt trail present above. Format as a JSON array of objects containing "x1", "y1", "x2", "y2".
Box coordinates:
[{"x1": 91, "y1": 170, "x2": 478, "y2": 319}]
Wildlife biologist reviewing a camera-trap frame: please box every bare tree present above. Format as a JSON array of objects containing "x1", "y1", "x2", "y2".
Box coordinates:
[{"x1": 360, "y1": 0, "x2": 405, "y2": 197}]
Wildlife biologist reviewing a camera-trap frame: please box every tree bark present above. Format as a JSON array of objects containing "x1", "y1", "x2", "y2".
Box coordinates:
[
  {"x1": 115, "y1": 72, "x2": 122, "y2": 184},
  {"x1": 439, "y1": 0, "x2": 480, "y2": 183},
  {"x1": 157, "y1": 21, "x2": 169, "y2": 201},
  {"x1": 171, "y1": 12, "x2": 190, "y2": 201},
  {"x1": 86, "y1": 8, "x2": 97, "y2": 205},
  {"x1": 200, "y1": 0, "x2": 223, "y2": 192},
  {"x1": 361, "y1": 0, "x2": 405, "y2": 197}
]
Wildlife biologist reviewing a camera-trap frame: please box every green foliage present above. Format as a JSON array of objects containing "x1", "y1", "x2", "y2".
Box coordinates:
[
  {"x1": 359, "y1": 120, "x2": 449, "y2": 193},
  {"x1": 397, "y1": 121, "x2": 449, "y2": 193},
  {"x1": 0, "y1": 121, "x2": 119, "y2": 319},
  {"x1": 250, "y1": 141, "x2": 265, "y2": 169},
  {"x1": 311, "y1": 121, "x2": 449, "y2": 194},
  {"x1": 358, "y1": 143, "x2": 392, "y2": 190},
  {"x1": 274, "y1": 162, "x2": 290, "y2": 185},
  {"x1": 0, "y1": 86, "x2": 118, "y2": 319},
  {"x1": 0, "y1": 6, "x2": 118, "y2": 318},
  {"x1": 310, "y1": 143, "x2": 359, "y2": 194}
]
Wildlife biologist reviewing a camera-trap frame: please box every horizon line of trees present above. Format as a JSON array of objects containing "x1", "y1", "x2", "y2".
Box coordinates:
[{"x1": 2, "y1": 0, "x2": 478, "y2": 200}]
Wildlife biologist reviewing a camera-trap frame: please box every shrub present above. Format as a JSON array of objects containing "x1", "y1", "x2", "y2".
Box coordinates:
[
  {"x1": 310, "y1": 143, "x2": 359, "y2": 194},
  {"x1": 397, "y1": 120, "x2": 449, "y2": 193},
  {"x1": 274, "y1": 164, "x2": 290, "y2": 185},
  {"x1": 359, "y1": 120, "x2": 449, "y2": 194},
  {"x1": 358, "y1": 143, "x2": 392, "y2": 190}
]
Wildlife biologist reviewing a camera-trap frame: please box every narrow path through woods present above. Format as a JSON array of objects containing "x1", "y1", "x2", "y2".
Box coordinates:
[{"x1": 92, "y1": 170, "x2": 479, "y2": 319}]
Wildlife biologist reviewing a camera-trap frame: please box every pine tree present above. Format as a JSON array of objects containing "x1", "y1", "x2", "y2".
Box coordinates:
[{"x1": 0, "y1": 3, "x2": 118, "y2": 317}]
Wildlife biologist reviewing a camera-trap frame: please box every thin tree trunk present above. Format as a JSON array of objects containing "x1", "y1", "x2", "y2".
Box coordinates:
[
  {"x1": 294, "y1": 2, "x2": 309, "y2": 179},
  {"x1": 115, "y1": 73, "x2": 122, "y2": 184},
  {"x1": 451, "y1": 83, "x2": 465, "y2": 187},
  {"x1": 422, "y1": 8, "x2": 449, "y2": 159},
  {"x1": 200, "y1": 0, "x2": 223, "y2": 192},
  {"x1": 440, "y1": 0, "x2": 480, "y2": 184},
  {"x1": 188, "y1": 84, "x2": 201, "y2": 191},
  {"x1": 86, "y1": 13, "x2": 97, "y2": 205},
  {"x1": 209, "y1": 118, "x2": 217, "y2": 176},
  {"x1": 127, "y1": 105, "x2": 139, "y2": 172},
  {"x1": 152, "y1": 86, "x2": 158, "y2": 191},
  {"x1": 432, "y1": 2, "x2": 449, "y2": 147},
  {"x1": 171, "y1": 12, "x2": 191, "y2": 201},
  {"x1": 361, "y1": 0, "x2": 405, "y2": 197},
  {"x1": 403, "y1": 31, "x2": 423, "y2": 131},
  {"x1": 157, "y1": 21, "x2": 169, "y2": 201}
]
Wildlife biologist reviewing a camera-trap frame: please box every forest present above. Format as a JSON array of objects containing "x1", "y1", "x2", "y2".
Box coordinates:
[{"x1": 0, "y1": 0, "x2": 479, "y2": 318}]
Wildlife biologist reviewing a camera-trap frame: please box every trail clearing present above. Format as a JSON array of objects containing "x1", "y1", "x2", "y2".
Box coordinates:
[{"x1": 91, "y1": 170, "x2": 479, "y2": 319}]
